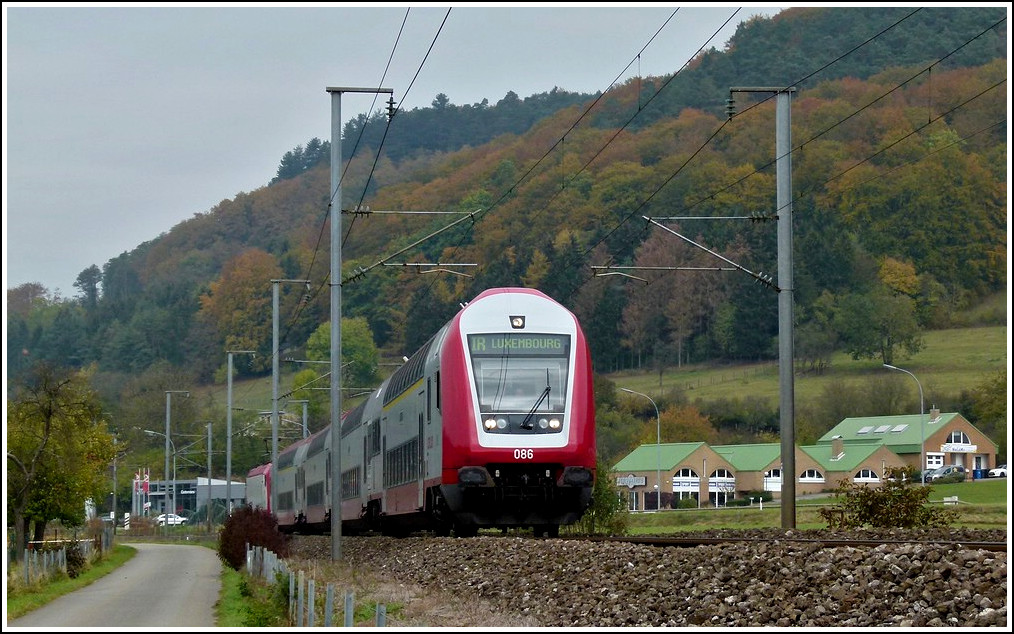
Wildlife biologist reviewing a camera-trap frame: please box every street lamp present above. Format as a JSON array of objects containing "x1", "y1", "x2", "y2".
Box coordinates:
[
  {"x1": 164, "y1": 390, "x2": 189, "y2": 533},
  {"x1": 226, "y1": 350, "x2": 256, "y2": 515},
  {"x1": 144, "y1": 429, "x2": 177, "y2": 530},
  {"x1": 111, "y1": 435, "x2": 118, "y2": 535},
  {"x1": 621, "y1": 388, "x2": 662, "y2": 511},
  {"x1": 883, "y1": 364, "x2": 925, "y2": 486},
  {"x1": 206, "y1": 422, "x2": 213, "y2": 533}
]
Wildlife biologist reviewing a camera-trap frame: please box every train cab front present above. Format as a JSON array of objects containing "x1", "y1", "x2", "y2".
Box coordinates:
[
  {"x1": 439, "y1": 327, "x2": 596, "y2": 532},
  {"x1": 440, "y1": 460, "x2": 594, "y2": 531}
]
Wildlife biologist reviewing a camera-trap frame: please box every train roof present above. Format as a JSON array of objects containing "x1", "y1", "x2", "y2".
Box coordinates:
[{"x1": 246, "y1": 463, "x2": 271, "y2": 477}]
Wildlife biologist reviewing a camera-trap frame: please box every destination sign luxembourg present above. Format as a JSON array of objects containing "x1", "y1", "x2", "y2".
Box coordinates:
[{"x1": 469, "y1": 333, "x2": 569, "y2": 356}]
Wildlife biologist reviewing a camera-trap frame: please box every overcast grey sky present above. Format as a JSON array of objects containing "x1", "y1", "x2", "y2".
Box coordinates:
[{"x1": 4, "y1": 3, "x2": 786, "y2": 297}]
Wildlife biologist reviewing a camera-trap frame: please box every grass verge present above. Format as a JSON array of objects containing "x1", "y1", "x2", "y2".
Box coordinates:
[
  {"x1": 623, "y1": 478, "x2": 1009, "y2": 534},
  {"x1": 5, "y1": 544, "x2": 137, "y2": 621}
]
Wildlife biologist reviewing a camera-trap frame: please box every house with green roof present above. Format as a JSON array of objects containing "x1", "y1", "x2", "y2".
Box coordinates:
[
  {"x1": 817, "y1": 408, "x2": 998, "y2": 477},
  {"x1": 797, "y1": 441, "x2": 905, "y2": 494},
  {"x1": 711, "y1": 443, "x2": 782, "y2": 495},
  {"x1": 709, "y1": 441, "x2": 906, "y2": 498},
  {"x1": 610, "y1": 408, "x2": 997, "y2": 510},
  {"x1": 612, "y1": 442, "x2": 735, "y2": 510}
]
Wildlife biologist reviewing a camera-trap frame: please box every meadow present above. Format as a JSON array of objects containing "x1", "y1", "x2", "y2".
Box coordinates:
[
  {"x1": 623, "y1": 477, "x2": 1009, "y2": 534},
  {"x1": 610, "y1": 325, "x2": 1006, "y2": 409}
]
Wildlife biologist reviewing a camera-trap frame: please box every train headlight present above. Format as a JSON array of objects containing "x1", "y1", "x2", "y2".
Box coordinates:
[
  {"x1": 549, "y1": 418, "x2": 561, "y2": 430},
  {"x1": 484, "y1": 417, "x2": 498, "y2": 430},
  {"x1": 497, "y1": 417, "x2": 508, "y2": 429},
  {"x1": 538, "y1": 418, "x2": 549, "y2": 429}
]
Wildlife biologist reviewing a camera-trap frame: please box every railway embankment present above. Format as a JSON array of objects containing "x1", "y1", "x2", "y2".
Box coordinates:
[{"x1": 286, "y1": 528, "x2": 1007, "y2": 627}]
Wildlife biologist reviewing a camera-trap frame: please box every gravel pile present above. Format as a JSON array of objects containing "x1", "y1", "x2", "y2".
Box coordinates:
[{"x1": 286, "y1": 529, "x2": 1007, "y2": 628}]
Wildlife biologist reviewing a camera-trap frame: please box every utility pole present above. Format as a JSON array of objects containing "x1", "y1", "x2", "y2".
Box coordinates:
[
  {"x1": 271, "y1": 278, "x2": 309, "y2": 516},
  {"x1": 207, "y1": 422, "x2": 213, "y2": 533},
  {"x1": 164, "y1": 390, "x2": 189, "y2": 536},
  {"x1": 289, "y1": 399, "x2": 310, "y2": 438},
  {"x1": 326, "y1": 85, "x2": 394, "y2": 561},
  {"x1": 226, "y1": 349, "x2": 255, "y2": 516},
  {"x1": 729, "y1": 86, "x2": 796, "y2": 528}
]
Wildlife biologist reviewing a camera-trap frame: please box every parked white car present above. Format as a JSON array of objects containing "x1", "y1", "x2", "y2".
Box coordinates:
[
  {"x1": 157, "y1": 513, "x2": 187, "y2": 526},
  {"x1": 987, "y1": 464, "x2": 1006, "y2": 478}
]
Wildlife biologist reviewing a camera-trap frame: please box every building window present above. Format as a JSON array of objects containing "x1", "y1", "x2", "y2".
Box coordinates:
[
  {"x1": 947, "y1": 430, "x2": 971, "y2": 445},
  {"x1": 853, "y1": 468, "x2": 879, "y2": 482},
  {"x1": 763, "y1": 468, "x2": 782, "y2": 492},
  {"x1": 671, "y1": 468, "x2": 700, "y2": 493},
  {"x1": 709, "y1": 468, "x2": 736, "y2": 507},
  {"x1": 799, "y1": 468, "x2": 825, "y2": 483},
  {"x1": 626, "y1": 490, "x2": 639, "y2": 512}
]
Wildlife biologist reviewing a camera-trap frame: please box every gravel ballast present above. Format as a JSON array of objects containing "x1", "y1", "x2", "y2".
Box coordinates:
[{"x1": 285, "y1": 528, "x2": 1007, "y2": 627}]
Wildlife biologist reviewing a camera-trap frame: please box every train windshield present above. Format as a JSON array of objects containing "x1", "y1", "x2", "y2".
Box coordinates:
[{"x1": 467, "y1": 333, "x2": 570, "y2": 433}]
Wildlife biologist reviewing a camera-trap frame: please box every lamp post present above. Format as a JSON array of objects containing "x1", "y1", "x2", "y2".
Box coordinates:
[
  {"x1": 883, "y1": 364, "x2": 925, "y2": 485},
  {"x1": 111, "y1": 435, "x2": 118, "y2": 535},
  {"x1": 621, "y1": 388, "x2": 662, "y2": 512},
  {"x1": 226, "y1": 350, "x2": 256, "y2": 515},
  {"x1": 163, "y1": 390, "x2": 189, "y2": 534},
  {"x1": 144, "y1": 429, "x2": 177, "y2": 532},
  {"x1": 207, "y1": 422, "x2": 213, "y2": 533}
]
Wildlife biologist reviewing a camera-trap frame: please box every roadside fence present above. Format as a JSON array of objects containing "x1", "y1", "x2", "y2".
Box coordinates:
[{"x1": 246, "y1": 544, "x2": 388, "y2": 626}]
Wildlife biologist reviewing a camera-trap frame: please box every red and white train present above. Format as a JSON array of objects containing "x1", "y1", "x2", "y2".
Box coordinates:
[{"x1": 246, "y1": 287, "x2": 596, "y2": 537}]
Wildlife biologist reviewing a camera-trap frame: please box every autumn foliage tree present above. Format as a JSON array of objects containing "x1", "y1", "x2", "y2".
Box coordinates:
[
  {"x1": 199, "y1": 248, "x2": 284, "y2": 373},
  {"x1": 6, "y1": 362, "x2": 115, "y2": 561}
]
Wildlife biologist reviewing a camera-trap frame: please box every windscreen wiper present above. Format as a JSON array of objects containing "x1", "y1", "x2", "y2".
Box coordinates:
[{"x1": 520, "y1": 370, "x2": 551, "y2": 430}]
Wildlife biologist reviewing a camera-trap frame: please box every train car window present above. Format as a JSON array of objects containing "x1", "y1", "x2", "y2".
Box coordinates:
[
  {"x1": 384, "y1": 337, "x2": 434, "y2": 406},
  {"x1": 340, "y1": 466, "x2": 361, "y2": 499},
  {"x1": 277, "y1": 448, "x2": 298, "y2": 470},
  {"x1": 307, "y1": 430, "x2": 328, "y2": 457}
]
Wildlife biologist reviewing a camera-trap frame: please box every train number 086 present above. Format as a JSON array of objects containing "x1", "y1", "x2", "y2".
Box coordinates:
[{"x1": 513, "y1": 449, "x2": 534, "y2": 460}]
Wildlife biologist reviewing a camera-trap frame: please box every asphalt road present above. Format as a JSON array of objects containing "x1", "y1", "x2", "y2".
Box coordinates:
[{"x1": 6, "y1": 542, "x2": 222, "y2": 628}]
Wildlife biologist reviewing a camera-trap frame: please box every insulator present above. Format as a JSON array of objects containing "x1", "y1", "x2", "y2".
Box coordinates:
[{"x1": 725, "y1": 97, "x2": 736, "y2": 120}]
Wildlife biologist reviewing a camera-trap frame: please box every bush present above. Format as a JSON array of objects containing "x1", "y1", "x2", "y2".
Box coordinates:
[
  {"x1": 571, "y1": 460, "x2": 629, "y2": 535},
  {"x1": 674, "y1": 497, "x2": 699, "y2": 509},
  {"x1": 64, "y1": 543, "x2": 88, "y2": 579},
  {"x1": 745, "y1": 490, "x2": 773, "y2": 502},
  {"x1": 218, "y1": 506, "x2": 289, "y2": 571},
  {"x1": 819, "y1": 466, "x2": 959, "y2": 530}
]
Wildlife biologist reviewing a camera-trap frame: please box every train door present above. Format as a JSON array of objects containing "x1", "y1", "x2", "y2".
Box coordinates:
[
  {"x1": 295, "y1": 466, "x2": 305, "y2": 520},
  {"x1": 363, "y1": 430, "x2": 372, "y2": 495},
  {"x1": 417, "y1": 411, "x2": 425, "y2": 508},
  {"x1": 370, "y1": 417, "x2": 386, "y2": 512},
  {"x1": 365, "y1": 419, "x2": 381, "y2": 496}
]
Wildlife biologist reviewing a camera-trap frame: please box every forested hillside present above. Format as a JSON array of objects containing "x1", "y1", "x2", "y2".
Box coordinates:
[{"x1": 7, "y1": 6, "x2": 1007, "y2": 431}]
